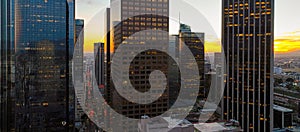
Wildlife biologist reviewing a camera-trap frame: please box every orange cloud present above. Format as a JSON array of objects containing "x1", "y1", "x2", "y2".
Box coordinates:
[
  {"x1": 84, "y1": 31, "x2": 300, "y2": 55},
  {"x1": 204, "y1": 32, "x2": 300, "y2": 54},
  {"x1": 275, "y1": 31, "x2": 300, "y2": 54},
  {"x1": 85, "y1": 39, "x2": 221, "y2": 53}
]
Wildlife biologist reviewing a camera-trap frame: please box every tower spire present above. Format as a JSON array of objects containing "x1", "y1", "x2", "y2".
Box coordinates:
[{"x1": 179, "y1": 12, "x2": 181, "y2": 26}]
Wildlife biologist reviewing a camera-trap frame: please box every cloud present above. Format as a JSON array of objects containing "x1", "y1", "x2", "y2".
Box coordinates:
[
  {"x1": 77, "y1": 0, "x2": 93, "y2": 5},
  {"x1": 275, "y1": 31, "x2": 300, "y2": 53},
  {"x1": 77, "y1": 0, "x2": 107, "y2": 5}
]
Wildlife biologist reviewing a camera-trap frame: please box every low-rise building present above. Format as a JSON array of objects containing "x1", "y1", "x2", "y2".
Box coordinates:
[
  {"x1": 273, "y1": 105, "x2": 293, "y2": 129},
  {"x1": 194, "y1": 120, "x2": 242, "y2": 132}
]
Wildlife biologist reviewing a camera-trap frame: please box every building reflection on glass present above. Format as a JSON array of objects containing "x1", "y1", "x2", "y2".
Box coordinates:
[{"x1": 14, "y1": 0, "x2": 72, "y2": 131}]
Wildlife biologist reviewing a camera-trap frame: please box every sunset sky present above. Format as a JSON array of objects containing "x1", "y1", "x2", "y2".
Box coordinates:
[{"x1": 75, "y1": 0, "x2": 300, "y2": 54}]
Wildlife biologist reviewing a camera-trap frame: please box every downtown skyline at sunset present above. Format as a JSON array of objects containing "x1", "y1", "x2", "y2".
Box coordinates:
[
  {"x1": 76, "y1": 0, "x2": 300, "y2": 54},
  {"x1": 3, "y1": 0, "x2": 300, "y2": 131}
]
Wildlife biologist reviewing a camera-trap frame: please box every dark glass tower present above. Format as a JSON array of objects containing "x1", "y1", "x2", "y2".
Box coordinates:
[
  {"x1": 103, "y1": 8, "x2": 112, "y2": 130},
  {"x1": 74, "y1": 19, "x2": 84, "y2": 126},
  {"x1": 75, "y1": 19, "x2": 84, "y2": 44},
  {"x1": 68, "y1": 0, "x2": 75, "y2": 59},
  {"x1": 179, "y1": 23, "x2": 205, "y2": 99},
  {"x1": 222, "y1": 0, "x2": 274, "y2": 131},
  {"x1": 104, "y1": 7, "x2": 112, "y2": 105},
  {"x1": 67, "y1": 1, "x2": 76, "y2": 129},
  {"x1": 168, "y1": 35, "x2": 180, "y2": 106},
  {"x1": 14, "y1": 0, "x2": 71, "y2": 131},
  {"x1": 94, "y1": 42, "x2": 105, "y2": 90},
  {"x1": 178, "y1": 24, "x2": 205, "y2": 123},
  {"x1": 1, "y1": 0, "x2": 15, "y2": 131}
]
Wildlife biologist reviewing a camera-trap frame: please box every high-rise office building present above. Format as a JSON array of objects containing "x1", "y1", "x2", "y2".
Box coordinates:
[
  {"x1": 68, "y1": 0, "x2": 75, "y2": 59},
  {"x1": 111, "y1": 0, "x2": 169, "y2": 50},
  {"x1": 104, "y1": 7, "x2": 112, "y2": 105},
  {"x1": 95, "y1": 43, "x2": 106, "y2": 132},
  {"x1": 74, "y1": 19, "x2": 85, "y2": 126},
  {"x1": 14, "y1": 0, "x2": 72, "y2": 131},
  {"x1": 222, "y1": 0, "x2": 274, "y2": 131},
  {"x1": 176, "y1": 24, "x2": 205, "y2": 123},
  {"x1": 94, "y1": 42, "x2": 105, "y2": 91},
  {"x1": 75, "y1": 19, "x2": 84, "y2": 43},
  {"x1": 168, "y1": 35, "x2": 180, "y2": 105},
  {"x1": 178, "y1": 23, "x2": 205, "y2": 99},
  {"x1": 67, "y1": 1, "x2": 76, "y2": 129},
  {"x1": 110, "y1": 0, "x2": 169, "y2": 131},
  {"x1": 1, "y1": 0, "x2": 15, "y2": 131},
  {"x1": 103, "y1": 8, "x2": 113, "y2": 130}
]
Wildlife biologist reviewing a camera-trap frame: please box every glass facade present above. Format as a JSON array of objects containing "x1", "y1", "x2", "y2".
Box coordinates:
[
  {"x1": 104, "y1": 8, "x2": 112, "y2": 105},
  {"x1": 67, "y1": 1, "x2": 76, "y2": 129},
  {"x1": 14, "y1": 0, "x2": 71, "y2": 131},
  {"x1": 74, "y1": 19, "x2": 84, "y2": 124},
  {"x1": 1, "y1": 0, "x2": 15, "y2": 131},
  {"x1": 222, "y1": 0, "x2": 274, "y2": 131},
  {"x1": 94, "y1": 42, "x2": 105, "y2": 88},
  {"x1": 179, "y1": 24, "x2": 205, "y2": 99},
  {"x1": 68, "y1": 0, "x2": 75, "y2": 59},
  {"x1": 178, "y1": 24, "x2": 205, "y2": 123},
  {"x1": 75, "y1": 19, "x2": 84, "y2": 43}
]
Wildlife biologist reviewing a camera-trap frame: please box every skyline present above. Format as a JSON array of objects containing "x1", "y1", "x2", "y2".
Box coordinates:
[
  {"x1": 1, "y1": 0, "x2": 299, "y2": 131},
  {"x1": 76, "y1": 0, "x2": 300, "y2": 54}
]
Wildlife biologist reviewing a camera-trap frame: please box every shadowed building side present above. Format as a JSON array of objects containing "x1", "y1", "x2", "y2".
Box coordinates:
[{"x1": 0, "y1": 0, "x2": 15, "y2": 131}]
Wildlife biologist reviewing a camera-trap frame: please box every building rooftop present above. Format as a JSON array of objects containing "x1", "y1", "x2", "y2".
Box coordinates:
[
  {"x1": 162, "y1": 117, "x2": 193, "y2": 129},
  {"x1": 273, "y1": 105, "x2": 293, "y2": 112},
  {"x1": 194, "y1": 122, "x2": 242, "y2": 132},
  {"x1": 273, "y1": 127, "x2": 300, "y2": 132}
]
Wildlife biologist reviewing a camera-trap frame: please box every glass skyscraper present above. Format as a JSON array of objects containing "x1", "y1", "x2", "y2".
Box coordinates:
[
  {"x1": 67, "y1": 0, "x2": 76, "y2": 129},
  {"x1": 68, "y1": 0, "x2": 75, "y2": 59},
  {"x1": 104, "y1": 8, "x2": 112, "y2": 105},
  {"x1": 178, "y1": 23, "x2": 205, "y2": 99},
  {"x1": 14, "y1": 0, "x2": 72, "y2": 131},
  {"x1": 178, "y1": 24, "x2": 205, "y2": 123},
  {"x1": 94, "y1": 42, "x2": 105, "y2": 90},
  {"x1": 222, "y1": 0, "x2": 274, "y2": 131},
  {"x1": 74, "y1": 19, "x2": 85, "y2": 126},
  {"x1": 1, "y1": 0, "x2": 15, "y2": 131}
]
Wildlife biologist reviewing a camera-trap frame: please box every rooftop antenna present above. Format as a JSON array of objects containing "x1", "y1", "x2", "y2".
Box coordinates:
[{"x1": 179, "y1": 12, "x2": 181, "y2": 26}]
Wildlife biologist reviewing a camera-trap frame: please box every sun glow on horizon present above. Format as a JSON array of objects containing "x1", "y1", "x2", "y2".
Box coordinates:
[
  {"x1": 85, "y1": 32, "x2": 300, "y2": 54},
  {"x1": 274, "y1": 31, "x2": 300, "y2": 54}
]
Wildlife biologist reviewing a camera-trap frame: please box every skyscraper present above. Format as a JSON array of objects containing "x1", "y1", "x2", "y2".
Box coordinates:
[
  {"x1": 178, "y1": 23, "x2": 205, "y2": 100},
  {"x1": 74, "y1": 19, "x2": 85, "y2": 126},
  {"x1": 222, "y1": 0, "x2": 274, "y2": 131},
  {"x1": 75, "y1": 19, "x2": 84, "y2": 43},
  {"x1": 168, "y1": 35, "x2": 180, "y2": 105},
  {"x1": 109, "y1": 0, "x2": 169, "y2": 131},
  {"x1": 68, "y1": 0, "x2": 75, "y2": 59},
  {"x1": 103, "y1": 8, "x2": 113, "y2": 130},
  {"x1": 67, "y1": 1, "x2": 76, "y2": 128},
  {"x1": 104, "y1": 7, "x2": 112, "y2": 105},
  {"x1": 14, "y1": 0, "x2": 72, "y2": 131},
  {"x1": 94, "y1": 42, "x2": 105, "y2": 91},
  {"x1": 1, "y1": 0, "x2": 15, "y2": 131},
  {"x1": 176, "y1": 23, "x2": 205, "y2": 123}
]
